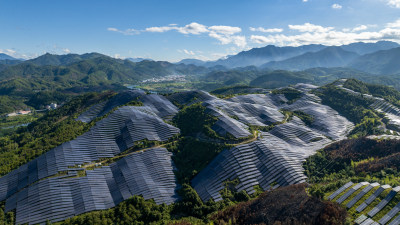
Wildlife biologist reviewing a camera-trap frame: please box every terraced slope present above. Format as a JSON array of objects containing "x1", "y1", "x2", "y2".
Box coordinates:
[
  {"x1": 191, "y1": 86, "x2": 353, "y2": 202},
  {"x1": 192, "y1": 115, "x2": 348, "y2": 202},
  {"x1": 77, "y1": 90, "x2": 179, "y2": 122},
  {"x1": 203, "y1": 98, "x2": 285, "y2": 127},
  {"x1": 166, "y1": 90, "x2": 217, "y2": 107},
  {"x1": 6, "y1": 148, "x2": 179, "y2": 225},
  {"x1": 206, "y1": 105, "x2": 251, "y2": 138},
  {"x1": 0, "y1": 104, "x2": 180, "y2": 224},
  {"x1": 335, "y1": 79, "x2": 400, "y2": 132},
  {"x1": 283, "y1": 93, "x2": 353, "y2": 140}
]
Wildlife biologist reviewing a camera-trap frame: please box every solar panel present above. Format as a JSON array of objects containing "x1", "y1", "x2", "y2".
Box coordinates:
[
  {"x1": 360, "y1": 218, "x2": 377, "y2": 225},
  {"x1": 388, "y1": 213, "x2": 400, "y2": 225},
  {"x1": 329, "y1": 182, "x2": 354, "y2": 200},
  {"x1": 355, "y1": 214, "x2": 368, "y2": 224}
]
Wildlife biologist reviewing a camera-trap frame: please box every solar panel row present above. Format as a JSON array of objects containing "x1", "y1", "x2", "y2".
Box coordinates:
[
  {"x1": 328, "y1": 182, "x2": 354, "y2": 200},
  {"x1": 347, "y1": 183, "x2": 379, "y2": 209},
  {"x1": 337, "y1": 182, "x2": 366, "y2": 204}
]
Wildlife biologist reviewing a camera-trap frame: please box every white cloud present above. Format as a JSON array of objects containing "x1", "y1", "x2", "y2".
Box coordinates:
[
  {"x1": 107, "y1": 27, "x2": 140, "y2": 35},
  {"x1": 177, "y1": 22, "x2": 209, "y2": 34},
  {"x1": 303, "y1": 0, "x2": 308, "y2": 2},
  {"x1": 145, "y1": 26, "x2": 175, "y2": 33},
  {"x1": 182, "y1": 49, "x2": 195, "y2": 55},
  {"x1": 0, "y1": 49, "x2": 32, "y2": 59},
  {"x1": 1, "y1": 49, "x2": 16, "y2": 55},
  {"x1": 387, "y1": 0, "x2": 400, "y2": 8},
  {"x1": 208, "y1": 25, "x2": 241, "y2": 35},
  {"x1": 289, "y1": 23, "x2": 334, "y2": 33},
  {"x1": 250, "y1": 35, "x2": 275, "y2": 44},
  {"x1": 249, "y1": 27, "x2": 283, "y2": 33},
  {"x1": 209, "y1": 32, "x2": 247, "y2": 48},
  {"x1": 332, "y1": 4, "x2": 342, "y2": 9},
  {"x1": 62, "y1": 48, "x2": 71, "y2": 53},
  {"x1": 387, "y1": 19, "x2": 400, "y2": 28},
  {"x1": 108, "y1": 22, "x2": 247, "y2": 47},
  {"x1": 144, "y1": 22, "x2": 208, "y2": 34},
  {"x1": 249, "y1": 19, "x2": 400, "y2": 46},
  {"x1": 353, "y1": 25, "x2": 368, "y2": 32}
]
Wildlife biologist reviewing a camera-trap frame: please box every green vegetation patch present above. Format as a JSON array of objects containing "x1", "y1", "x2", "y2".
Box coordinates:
[{"x1": 272, "y1": 87, "x2": 302, "y2": 103}]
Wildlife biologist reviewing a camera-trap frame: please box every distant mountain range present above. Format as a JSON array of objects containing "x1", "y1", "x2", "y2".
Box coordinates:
[
  {"x1": 126, "y1": 57, "x2": 152, "y2": 63},
  {"x1": 0, "y1": 53, "x2": 19, "y2": 60},
  {"x1": 178, "y1": 41, "x2": 400, "y2": 73},
  {"x1": 261, "y1": 46, "x2": 360, "y2": 71},
  {"x1": 349, "y1": 47, "x2": 400, "y2": 75}
]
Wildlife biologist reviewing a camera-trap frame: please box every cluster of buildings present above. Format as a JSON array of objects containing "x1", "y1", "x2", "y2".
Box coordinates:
[
  {"x1": 6, "y1": 110, "x2": 32, "y2": 117},
  {"x1": 141, "y1": 74, "x2": 186, "y2": 83},
  {"x1": 6, "y1": 103, "x2": 58, "y2": 117}
]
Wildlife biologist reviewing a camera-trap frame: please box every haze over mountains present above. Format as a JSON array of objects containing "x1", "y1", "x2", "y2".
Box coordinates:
[
  {"x1": 177, "y1": 41, "x2": 400, "y2": 73},
  {"x1": 1, "y1": 41, "x2": 400, "y2": 76}
]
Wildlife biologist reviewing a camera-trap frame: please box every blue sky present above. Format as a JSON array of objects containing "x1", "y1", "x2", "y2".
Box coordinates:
[{"x1": 1, "y1": 0, "x2": 400, "y2": 61}]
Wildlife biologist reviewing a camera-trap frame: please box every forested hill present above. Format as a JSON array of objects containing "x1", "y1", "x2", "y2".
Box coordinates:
[{"x1": 0, "y1": 53, "x2": 211, "y2": 114}]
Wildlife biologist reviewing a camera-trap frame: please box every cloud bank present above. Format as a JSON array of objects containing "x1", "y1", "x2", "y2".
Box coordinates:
[
  {"x1": 250, "y1": 19, "x2": 400, "y2": 46},
  {"x1": 108, "y1": 22, "x2": 246, "y2": 47}
]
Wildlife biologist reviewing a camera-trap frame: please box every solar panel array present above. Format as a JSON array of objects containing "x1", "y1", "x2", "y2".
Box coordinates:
[
  {"x1": 0, "y1": 106, "x2": 180, "y2": 202},
  {"x1": 5, "y1": 148, "x2": 179, "y2": 225},
  {"x1": 335, "y1": 80, "x2": 400, "y2": 132},
  {"x1": 166, "y1": 90, "x2": 217, "y2": 107},
  {"x1": 191, "y1": 90, "x2": 355, "y2": 202},
  {"x1": 0, "y1": 86, "x2": 357, "y2": 223},
  {"x1": 331, "y1": 182, "x2": 400, "y2": 225},
  {"x1": 379, "y1": 201, "x2": 400, "y2": 224},
  {"x1": 205, "y1": 105, "x2": 251, "y2": 139},
  {"x1": 191, "y1": 140, "x2": 308, "y2": 202},
  {"x1": 139, "y1": 94, "x2": 179, "y2": 120},
  {"x1": 77, "y1": 90, "x2": 146, "y2": 123},
  {"x1": 203, "y1": 98, "x2": 285, "y2": 127},
  {"x1": 77, "y1": 90, "x2": 179, "y2": 123},
  {"x1": 368, "y1": 187, "x2": 400, "y2": 217},
  {"x1": 357, "y1": 185, "x2": 392, "y2": 212},
  {"x1": 347, "y1": 183, "x2": 379, "y2": 209},
  {"x1": 283, "y1": 94, "x2": 354, "y2": 140},
  {"x1": 228, "y1": 93, "x2": 287, "y2": 109}
]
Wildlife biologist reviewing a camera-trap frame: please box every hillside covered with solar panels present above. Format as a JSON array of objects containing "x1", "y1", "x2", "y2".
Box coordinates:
[{"x1": 4, "y1": 79, "x2": 400, "y2": 224}]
